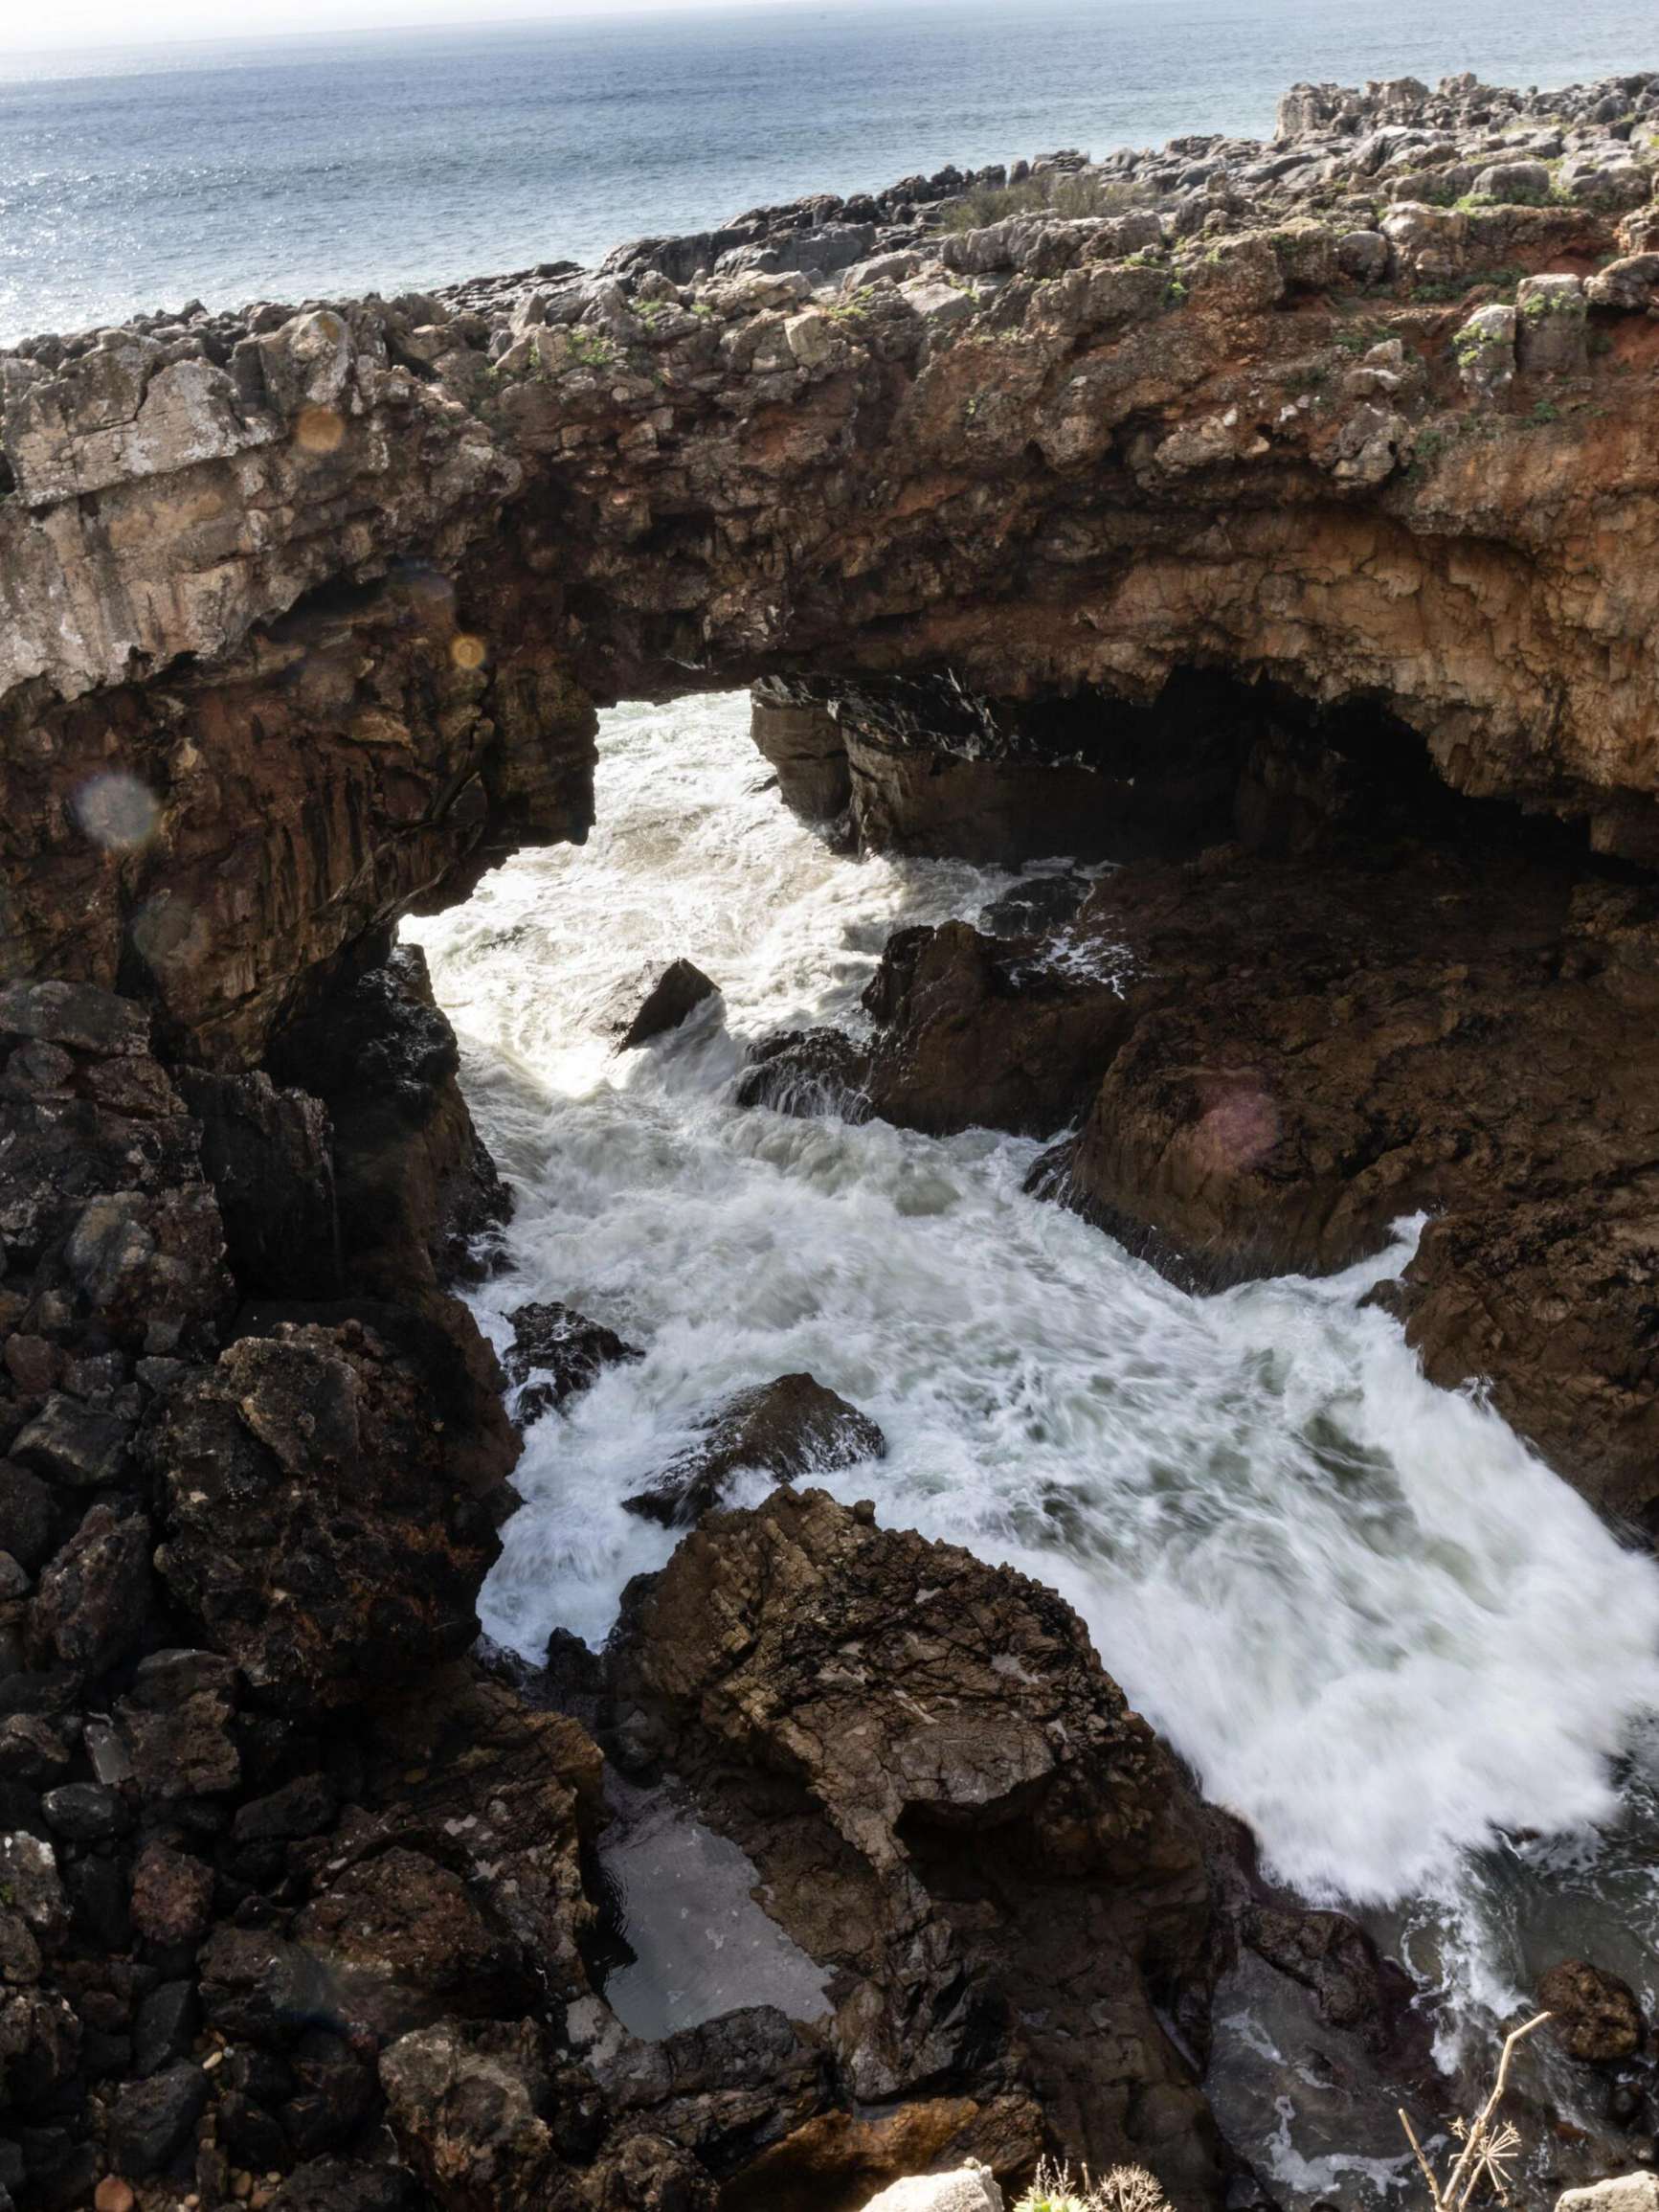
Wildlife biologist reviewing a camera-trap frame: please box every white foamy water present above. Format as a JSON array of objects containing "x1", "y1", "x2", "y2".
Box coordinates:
[{"x1": 406, "y1": 692, "x2": 1659, "y2": 1970}]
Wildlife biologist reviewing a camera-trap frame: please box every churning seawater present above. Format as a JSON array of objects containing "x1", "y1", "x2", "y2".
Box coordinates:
[{"x1": 406, "y1": 695, "x2": 1659, "y2": 2126}]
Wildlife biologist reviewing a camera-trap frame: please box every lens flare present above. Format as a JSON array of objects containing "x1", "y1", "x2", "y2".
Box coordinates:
[
  {"x1": 295, "y1": 405, "x2": 345, "y2": 454},
  {"x1": 451, "y1": 634, "x2": 487, "y2": 671},
  {"x1": 73, "y1": 771, "x2": 159, "y2": 852},
  {"x1": 129, "y1": 891, "x2": 206, "y2": 976}
]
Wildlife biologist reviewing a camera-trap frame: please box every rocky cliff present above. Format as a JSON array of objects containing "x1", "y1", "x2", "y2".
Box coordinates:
[
  {"x1": 5, "y1": 62, "x2": 1659, "y2": 2212},
  {"x1": 7, "y1": 68, "x2": 1659, "y2": 1064}
]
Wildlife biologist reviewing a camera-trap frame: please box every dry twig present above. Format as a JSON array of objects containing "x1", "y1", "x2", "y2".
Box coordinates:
[{"x1": 1399, "y1": 2012, "x2": 1549, "y2": 2212}]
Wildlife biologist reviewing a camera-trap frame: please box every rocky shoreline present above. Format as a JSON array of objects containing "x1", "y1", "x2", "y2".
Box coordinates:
[{"x1": 6, "y1": 60, "x2": 1659, "y2": 2212}]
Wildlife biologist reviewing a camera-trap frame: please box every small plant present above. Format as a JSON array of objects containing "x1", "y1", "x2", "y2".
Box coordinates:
[
  {"x1": 938, "y1": 171, "x2": 1154, "y2": 233},
  {"x1": 1016, "y1": 2162, "x2": 1169, "y2": 2212},
  {"x1": 1399, "y1": 2011, "x2": 1546, "y2": 2212},
  {"x1": 1525, "y1": 396, "x2": 1560, "y2": 426}
]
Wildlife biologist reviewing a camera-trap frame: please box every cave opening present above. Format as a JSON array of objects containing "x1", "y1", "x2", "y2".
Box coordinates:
[{"x1": 747, "y1": 661, "x2": 1603, "y2": 877}]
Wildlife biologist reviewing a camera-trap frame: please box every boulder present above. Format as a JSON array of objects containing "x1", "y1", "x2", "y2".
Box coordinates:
[
  {"x1": 1537, "y1": 1957, "x2": 1646, "y2": 2063},
  {"x1": 623, "y1": 1374, "x2": 885, "y2": 1525},
  {"x1": 1454, "y1": 302, "x2": 1516, "y2": 395},
  {"x1": 503, "y1": 1300, "x2": 643, "y2": 1424},
  {"x1": 378, "y1": 2020, "x2": 559, "y2": 2212},
  {"x1": 267, "y1": 2159, "x2": 421, "y2": 2212},
  {"x1": 615, "y1": 1483, "x2": 1206, "y2": 1905},
  {"x1": 289, "y1": 1846, "x2": 538, "y2": 2040},
  {"x1": 605, "y1": 959, "x2": 720, "y2": 1050},
  {"x1": 612, "y1": 1487, "x2": 1217, "y2": 2192},
  {"x1": 1472, "y1": 159, "x2": 1553, "y2": 203},
  {"x1": 860, "y1": 2172, "x2": 1004, "y2": 2212},
  {"x1": 0, "y1": 981, "x2": 148, "y2": 1059},
  {"x1": 128, "y1": 1840, "x2": 215, "y2": 1952},
  {"x1": 736, "y1": 1027, "x2": 872, "y2": 1118},
  {"x1": 1586, "y1": 253, "x2": 1659, "y2": 310},
  {"x1": 29, "y1": 1504, "x2": 157, "y2": 1676},
  {"x1": 106, "y1": 2058, "x2": 209, "y2": 2178},
  {"x1": 11, "y1": 1397, "x2": 134, "y2": 1490},
  {"x1": 1336, "y1": 229, "x2": 1390, "y2": 282},
  {"x1": 1558, "y1": 2181, "x2": 1659, "y2": 2212},
  {"x1": 1515, "y1": 274, "x2": 1588, "y2": 374}
]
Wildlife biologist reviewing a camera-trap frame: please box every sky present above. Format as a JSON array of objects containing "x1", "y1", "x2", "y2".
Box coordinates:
[{"x1": 0, "y1": 0, "x2": 845, "y2": 57}]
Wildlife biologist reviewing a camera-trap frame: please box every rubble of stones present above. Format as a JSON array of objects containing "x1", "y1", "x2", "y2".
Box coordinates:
[{"x1": 7, "y1": 62, "x2": 1659, "y2": 469}]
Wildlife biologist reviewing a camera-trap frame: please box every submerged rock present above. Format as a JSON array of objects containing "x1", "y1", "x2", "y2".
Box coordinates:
[
  {"x1": 504, "y1": 1300, "x2": 644, "y2": 1424},
  {"x1": 622, "y1": 1374, "x2": 885, "y2": 1525},
  {"x1": 735, "y1": 1027, "x2": 872, "y2": 1117}
]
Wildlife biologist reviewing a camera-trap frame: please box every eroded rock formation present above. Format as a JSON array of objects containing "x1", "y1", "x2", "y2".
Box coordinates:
[
  {"x1": 7, "y1": 70, "x2": 1659, "y2": 1072},
  {"x1": 7, "y1": 59, "x2": 1659, "y2": 2212}
]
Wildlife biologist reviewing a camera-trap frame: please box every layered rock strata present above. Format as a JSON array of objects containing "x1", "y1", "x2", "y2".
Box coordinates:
[{"x1": 8, "y1": 71, "x2": 1659, "y2": 1072}]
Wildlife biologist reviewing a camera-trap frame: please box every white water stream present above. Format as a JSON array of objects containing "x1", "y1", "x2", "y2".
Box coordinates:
[{"x1": 407, "y1": 692, "x2": 1659, "y2": 2130}]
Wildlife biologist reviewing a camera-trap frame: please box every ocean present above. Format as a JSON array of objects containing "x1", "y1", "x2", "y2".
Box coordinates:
[{"x1": 2, "y1": 0, "x2": 1658, "y2": 346}]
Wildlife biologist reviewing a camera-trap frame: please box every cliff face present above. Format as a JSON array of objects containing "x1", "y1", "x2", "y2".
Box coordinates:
[{"x1": 7, "y1": 68, "x2": 1659, "y2": 1065}]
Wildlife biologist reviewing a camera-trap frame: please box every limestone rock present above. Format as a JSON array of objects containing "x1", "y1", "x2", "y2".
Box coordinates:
[
  {"x1": 1516, "y1": 274, "x2": 1588, "y2": 373},
  {"x1": 860, "y1": 2170, "x2": 1004, "y2": 2212},
  {"x1": 1558, "y1": 2180, "x2": 1659, "y2": 2212}
]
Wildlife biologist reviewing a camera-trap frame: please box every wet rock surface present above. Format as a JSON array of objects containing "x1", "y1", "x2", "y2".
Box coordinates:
[
  {"x1": 1539, "y1": 1960, "x2": 1648, "y2": 2065},
  {"x1": 603, "y1": 960, "x2": 720, "y2": 1051},
  {"x1": 622, "y1": 1373, "x2": 886, "y2": 1525},
  {"x1": 503, "y1": 1302, "x2": 644, "y2": 1426},
  {"x1": 831, "y1": 812, "x2": 1659, "y2": 1525}
]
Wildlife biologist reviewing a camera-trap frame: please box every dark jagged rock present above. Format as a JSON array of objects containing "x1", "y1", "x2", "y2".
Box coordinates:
[
  {"x1": 861, "y1": 916, "x2": 1130, "y2": 1139},
  {"x1": 979, "y1": 871, "x2": 1093, "y2": 939},
  {"x1": 28, "y1": 1504, "x2": 158, "y2": 1676},
  {"x1": 268, "y1": 2158, "x2": 422, "y2": 2212},
  {"x1": 503, "y1": 1301, "x2": 644, "y2": 1425},
  {"x1": 851, "y1": 824, "x2": 1659, "y2": 1523},
  {"x1": 604, "y1": 960, "x2": 720, "y2": 1050},
  {"x1": 177, "y1": 1069, "x2": 344, "y2": 1300},
  {"x1": 611, "y1": 1485, "x2": 1221, "y2": 2200},
  {"x1": 734, "y1": 1028, "x2": 872, "y2": 1119},
  {"x1": 622, "y1": 1374, "x2": 886, "y2": 1526},
  {"x1": 269, "y1": 945, "x2": 516, "y2": 1297},
  {"x1": 106, "y1": 2057, "x2": 210, "y2": 2177},
  {"x1": 145, "y1": 1322, "x2": 501, "y2": 1712}
]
